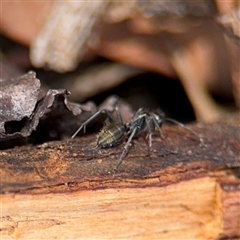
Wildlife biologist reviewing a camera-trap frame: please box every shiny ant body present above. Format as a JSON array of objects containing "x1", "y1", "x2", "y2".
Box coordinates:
[{"x1": 71, "y1": 107, "x2": 202, "y2": 169}]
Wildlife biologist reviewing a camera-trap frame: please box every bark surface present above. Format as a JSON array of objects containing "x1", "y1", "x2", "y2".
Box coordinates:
[{"x1": 1, "y1": 119, "x2": 240, "y2": 239}]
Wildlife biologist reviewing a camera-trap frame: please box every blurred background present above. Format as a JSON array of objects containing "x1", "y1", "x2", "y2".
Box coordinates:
[{"x1": 1, "y1": 0, "x2": 240, "y2": 125}]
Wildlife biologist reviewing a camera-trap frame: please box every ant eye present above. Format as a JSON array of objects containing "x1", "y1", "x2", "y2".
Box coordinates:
[{"x1": 155, "y1": 115, "x2": 161, "y2": 123}]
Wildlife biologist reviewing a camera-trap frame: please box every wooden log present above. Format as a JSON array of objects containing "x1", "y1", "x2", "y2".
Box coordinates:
[{"x1": 1, "y1": 120, "x2": 240, "y2": 239}]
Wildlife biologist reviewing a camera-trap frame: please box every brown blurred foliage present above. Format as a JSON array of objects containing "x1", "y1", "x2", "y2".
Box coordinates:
[{"x1": 0, "y1": 1, "x2": 239, "y2": 122}]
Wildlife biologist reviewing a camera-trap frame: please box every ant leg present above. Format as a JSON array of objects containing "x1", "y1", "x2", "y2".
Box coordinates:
[
  {"x1": 145, "y1": 117, "x2": 153, "y2": 149},
  {"x1": 149, "y1": 113, "x2": 165, "y2": 139},
  {"x1": 115, "y1": 106, "x2": 123, "y2": 125},
  {"x1": 164, "y1": 118, "x2": 204, "y2": 145},
  {"x1": 71, "y1": 109, "x2": 114, "y2": 139},
  {"x1": 131, "y1": 108, "x2": 143, "y2": 121},
  {"x1": 115, "y1": 127, "x2": 137, "y2": 169}
]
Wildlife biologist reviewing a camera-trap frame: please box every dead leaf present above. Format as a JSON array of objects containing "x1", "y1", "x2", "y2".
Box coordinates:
[
  {"x1": 0, "y1": 72, "x2": 133, "y2": 146},
  {"x1": 0, "y1": 71, "x2": 40, "y2": 139},
  {"x1": 0, "y1": 72, "x2": 97, "y2": 143}
]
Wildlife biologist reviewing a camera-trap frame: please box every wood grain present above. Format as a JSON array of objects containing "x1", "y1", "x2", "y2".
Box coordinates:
[{"x1": 1, "y1": 120, "x2": 240, "y2": 239}]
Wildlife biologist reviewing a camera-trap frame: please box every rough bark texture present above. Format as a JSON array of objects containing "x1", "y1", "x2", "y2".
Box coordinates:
[{"x1": 1, "y1": 118, "x2": 240, "y2": 239}]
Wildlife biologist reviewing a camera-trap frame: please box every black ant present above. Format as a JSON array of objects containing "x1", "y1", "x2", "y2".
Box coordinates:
[{"x1": 71, "y1": 107, "x2": 203, "y2": 169}]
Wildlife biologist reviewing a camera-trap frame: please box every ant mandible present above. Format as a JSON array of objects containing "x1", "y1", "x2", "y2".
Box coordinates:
[{"x1": 71, "y1": 107, "x2": 203, "y2": 169}]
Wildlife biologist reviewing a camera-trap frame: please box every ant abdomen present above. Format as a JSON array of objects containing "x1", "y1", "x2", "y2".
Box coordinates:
[{"x1": 97, "y1": 123, "x2": 126, "y2": 149}]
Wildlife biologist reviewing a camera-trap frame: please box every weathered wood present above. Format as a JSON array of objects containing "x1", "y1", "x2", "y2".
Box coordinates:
[{"x1": 1, "y1": 120, "x2": 240, "y2": 239}]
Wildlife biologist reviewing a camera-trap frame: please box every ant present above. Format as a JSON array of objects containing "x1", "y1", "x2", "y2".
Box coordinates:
[{"x1": 71, "y1": 107, "x2": 203, "y2": 169}]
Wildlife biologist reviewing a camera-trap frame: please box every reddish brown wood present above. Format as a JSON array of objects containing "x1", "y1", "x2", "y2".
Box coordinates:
[{"x1": 1, "y1": 120, "x2": 240, "y2": 239}]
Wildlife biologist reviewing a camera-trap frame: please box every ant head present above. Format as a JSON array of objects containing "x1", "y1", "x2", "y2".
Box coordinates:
[{"x1": 153, "y1": 110, "x2": 165, "y2": 125}]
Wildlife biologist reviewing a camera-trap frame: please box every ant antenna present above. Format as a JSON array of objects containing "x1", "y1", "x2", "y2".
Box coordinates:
[{"x1": 164, "y1": 117, "x2": 204, "y2": 145}]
